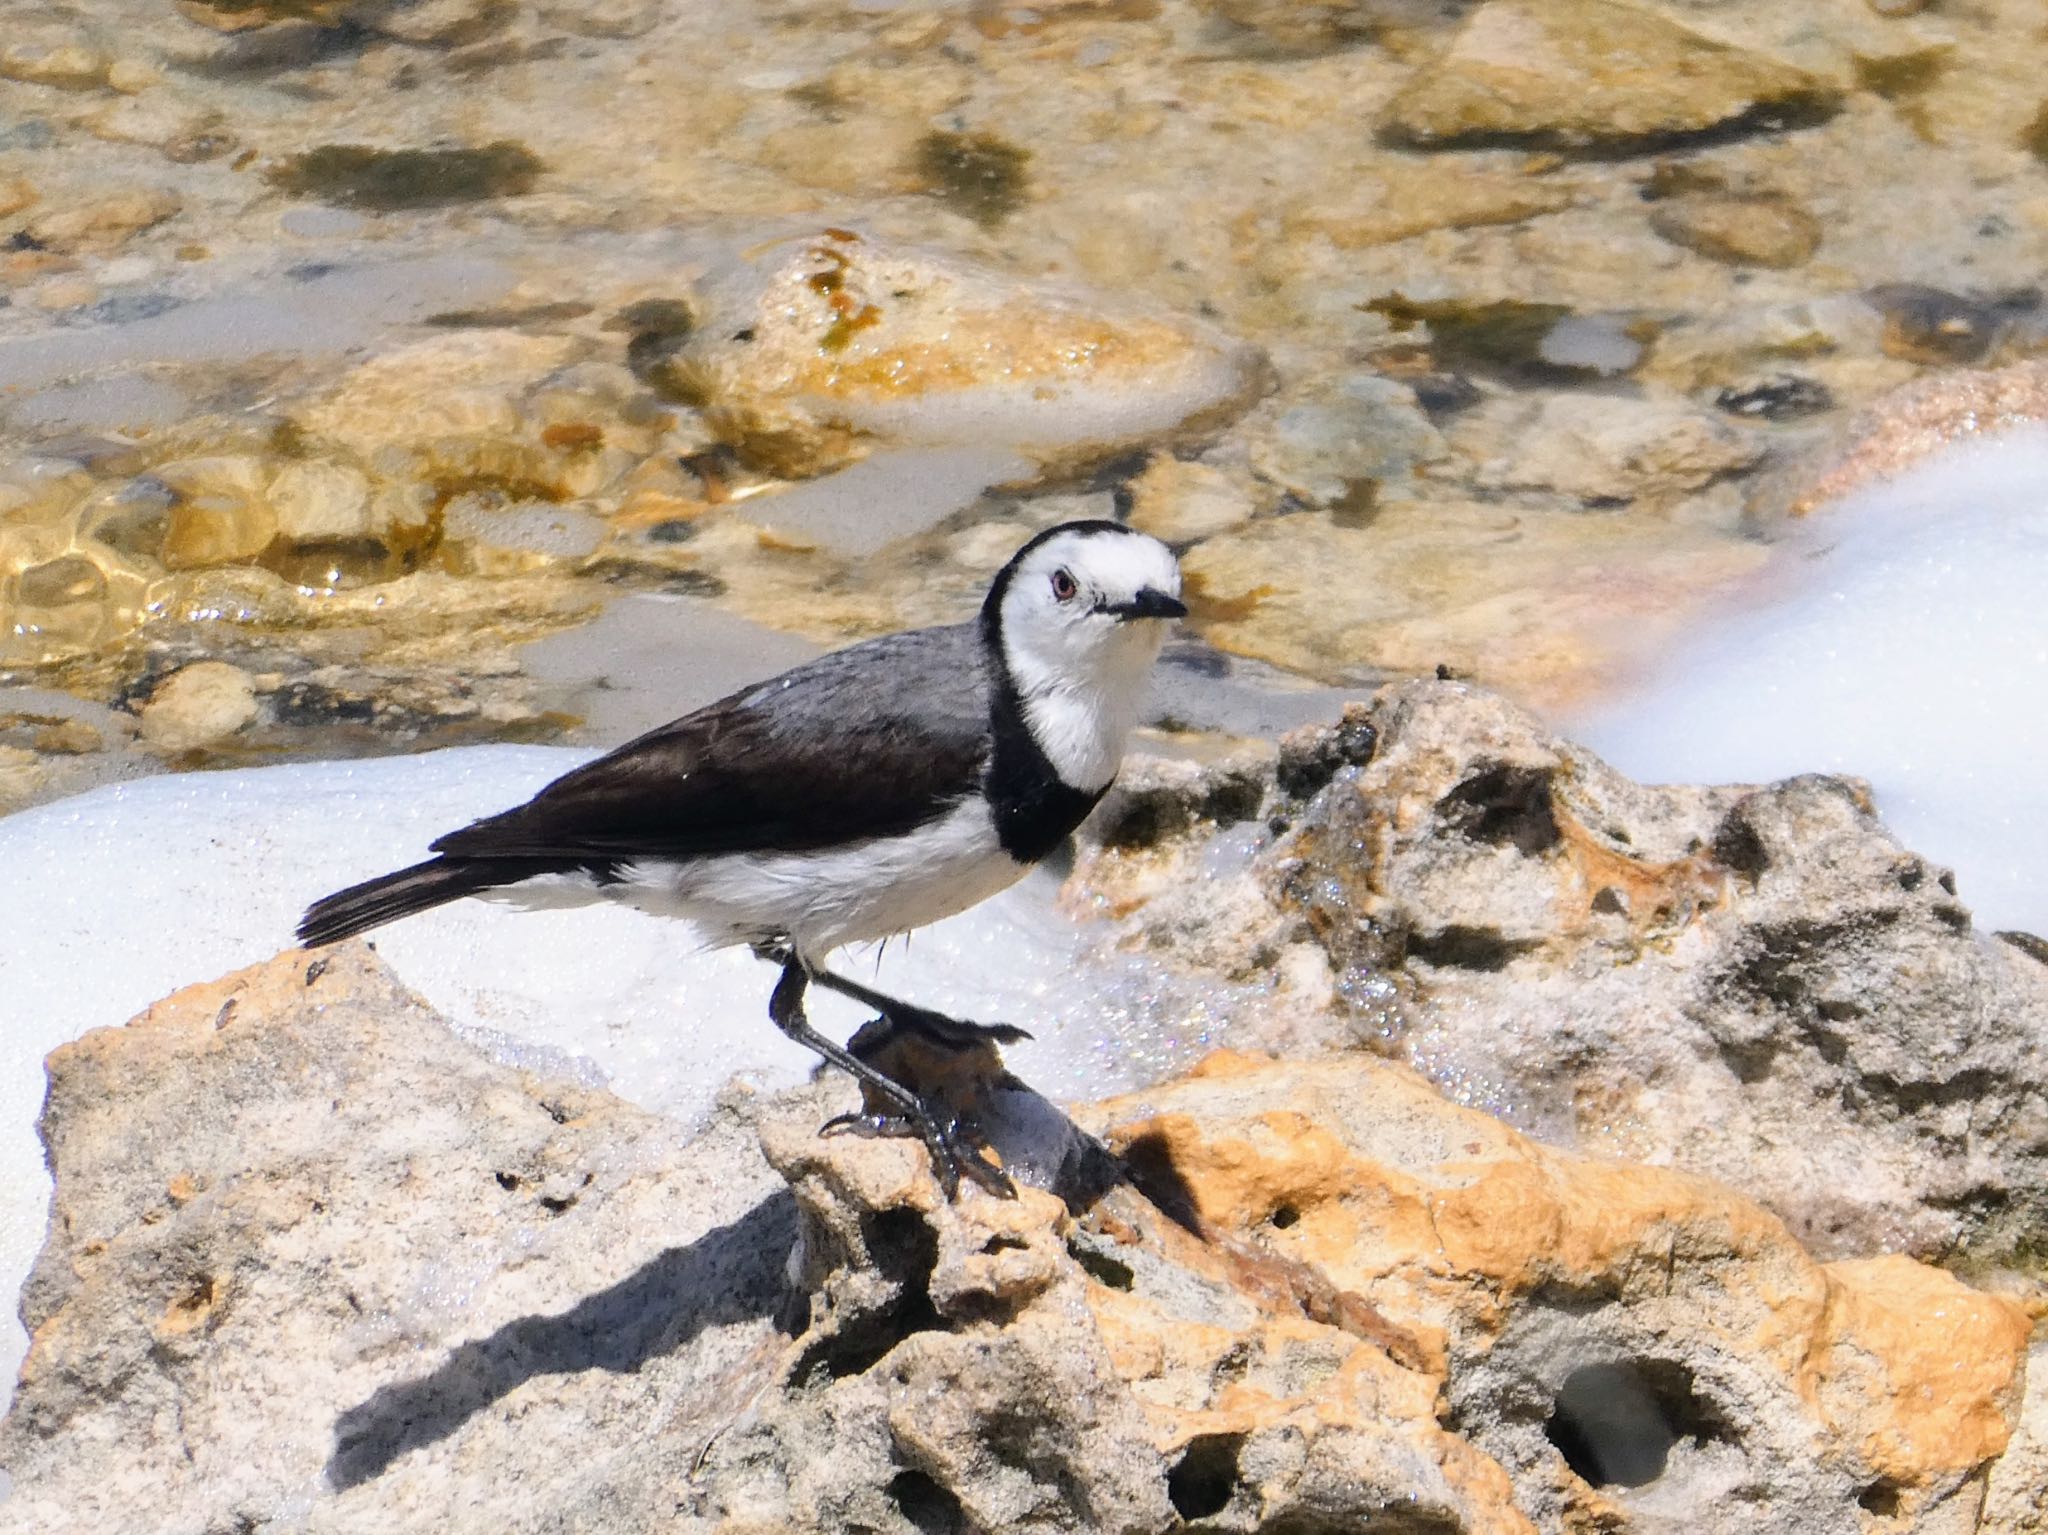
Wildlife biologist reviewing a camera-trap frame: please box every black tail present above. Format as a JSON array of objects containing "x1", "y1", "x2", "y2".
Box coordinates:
[{"x1": 298, "y1": 857, "x2": 519, "y2": 947}]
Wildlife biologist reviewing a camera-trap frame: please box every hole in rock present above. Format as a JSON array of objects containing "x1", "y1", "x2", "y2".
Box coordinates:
[
  {"x1": 1859, "y1": 1479, "x2": 1904, "y2": 1517},
  {"x1": 1167, "y1": 1433, "x2": 1244, "y2": 1521},
  {"x1": 889, "y1": 1469, "x2": 969, "y2": 1534},
  {"x1": 790, "y1": 1207, "x2": 942, "y2": 1384},
  {"x1": 1404, "y1": 925, "x2": 1531, "y2": 972},
  {"x1": 1436, "y1": 762, "x2": 1560, "y2": 855},
  {"x1": 1269, "y1": 1203, "x2": 1301, "y2": 1229},
  {"x1": 1545, "y1": 1360, "x2": 1731, "y2": 1489},
  {"x1": 1712, "y1": 811, "x2": 1770, "y2": 879},
  {"x1": 1065, "y1": 1236, "x2": 1136, "y2": 1291},
  {"x1": 982, "y1": 1233, "x2": 1029, "y2": 1254}
]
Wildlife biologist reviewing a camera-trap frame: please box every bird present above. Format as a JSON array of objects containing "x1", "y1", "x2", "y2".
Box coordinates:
[{"x1": 298, "y1": 519, "x2": 1187, "y2": 1196}]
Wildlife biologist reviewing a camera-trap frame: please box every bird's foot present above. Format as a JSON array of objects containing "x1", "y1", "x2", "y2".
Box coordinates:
[{"x1": 818, "y1": 1101, "x2": 1015, "y2": 1200}]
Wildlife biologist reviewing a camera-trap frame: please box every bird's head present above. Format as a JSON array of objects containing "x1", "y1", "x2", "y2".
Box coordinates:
[{"x1": 982, "y1": 520, "x2": 1185, "y2": 705}]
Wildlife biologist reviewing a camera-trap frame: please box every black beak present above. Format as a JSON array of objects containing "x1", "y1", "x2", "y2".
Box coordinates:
[{"x1": 1103, "y1": 586, "x2": 1189, "y2": 622}]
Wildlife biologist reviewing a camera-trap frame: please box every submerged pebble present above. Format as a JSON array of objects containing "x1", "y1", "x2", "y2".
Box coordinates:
[
  {"x1": 1650, "y1": 193, "x2": 1822, "y2": 269},
  {"x1": 266, "y1": 142, "x2": 544, "y2": 211},
  {"x1": 680, "y1": 228, "x2": 1268, "y2": 477},
  {"x1": 910, "y1": 129, "x2": 1032, "y2": 226},
  {"x1": 138, "y1": 661, "x2": 259, "y2": 754}
]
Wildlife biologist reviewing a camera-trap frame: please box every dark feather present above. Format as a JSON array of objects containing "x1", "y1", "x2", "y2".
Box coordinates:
[
  {"x1": 434, "y1": 624, "x2": 991, "y2": 864},
  {"x1": 297, "y1": 855, "x2": 586, "y2": 946}
]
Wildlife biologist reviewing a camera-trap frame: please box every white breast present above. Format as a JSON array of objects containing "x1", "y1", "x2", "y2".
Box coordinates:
[{"x1": 605, "y1": 798, "x2": 1026, "y2": 964}]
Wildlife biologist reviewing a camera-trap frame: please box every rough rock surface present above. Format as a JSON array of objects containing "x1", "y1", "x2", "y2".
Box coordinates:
[
  {"x1": 1075, "y1": 681, "x2": 2048, "y2": 1265},
  {"x1": 1, "y1": 943, "x2": 2037, "y2": 1534},
  {"x1": 679, "y1": 229, "x2": 1270, "y2": 479},
  {"x1": 1382, "y1": 0, "x2": 1840, "y2": 150}
]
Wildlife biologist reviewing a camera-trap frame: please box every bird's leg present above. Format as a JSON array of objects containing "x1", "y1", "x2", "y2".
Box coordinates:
[
  {"x1": 765, "y1": 955, "x2": 1014, "y2": 1199},
  {"x1": 807, "y1": 964, "x2": 1033, "y2": 1048}
]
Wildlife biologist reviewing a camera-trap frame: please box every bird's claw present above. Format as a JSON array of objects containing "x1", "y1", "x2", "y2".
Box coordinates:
[{"x1": 816, "y1": 1103, "x2": 1016, "y2": 1200}]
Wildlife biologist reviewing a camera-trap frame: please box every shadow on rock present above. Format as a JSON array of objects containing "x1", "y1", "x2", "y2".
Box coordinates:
[{"x1": 326, "y1": 1189, "x2": 797, "y2": 1489}]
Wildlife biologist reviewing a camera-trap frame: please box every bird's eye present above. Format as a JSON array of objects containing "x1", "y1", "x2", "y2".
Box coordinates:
[{"x1": 1050, "y1": 568, "x2": 1078, "y2": 602}]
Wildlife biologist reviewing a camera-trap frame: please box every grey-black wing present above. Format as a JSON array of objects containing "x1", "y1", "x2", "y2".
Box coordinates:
[{"x1": 430, "y1": 623, "x2": 992, "y2": 864}]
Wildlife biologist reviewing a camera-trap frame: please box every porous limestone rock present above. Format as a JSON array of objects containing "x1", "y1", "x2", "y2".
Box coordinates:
[
  {"x1": 1074, "y1": 681, "x2": 2048, "y2": 1264},
  {"x1": 136, "y1": 660, "x2": 259, "y2": 753},
  {"x1": 1790, "y1": 360, "x2": 2048, "y2": 514},
  {"x1": 1382, "y1": 0, "x2": 1840, "y2": 150},
  {"x1": 22, "y1": 188, "x2": 181, "y2": 252},
  {"x1": 1459, "y1": 390, "x2": 1762, "y2": 504},
  {"x1": 677, "y1": 228, "x2": 1270, "y2": 478},
  {"x1": 0, "y1": 946, "x2": 2035, "y2": 1534},
  {"x1": 1179, "y1": 503, "x2": 1769, "y2": 710}
]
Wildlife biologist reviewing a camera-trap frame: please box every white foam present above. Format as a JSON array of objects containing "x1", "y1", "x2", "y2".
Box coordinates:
[
  {"x1": 1574, "y1": 426, "x2": 2048, "y2": 935},
  {"x1": 0, "y1": 745, "x2": 1257, "y2": 1406}
]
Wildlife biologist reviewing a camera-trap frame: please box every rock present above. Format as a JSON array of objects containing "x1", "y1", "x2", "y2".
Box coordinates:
[
  {"x1": 1085, "y1": 1052, "x2": 2035, "y2": 1532},
  {"x1": 137, "y1": 661, "x2": 259, "y2": 753},
  {"x1": 0, "y1": 744, "x2": 49, "y2": 811},
  {"x1": 1282, "y1": 160, "x2": 1575, "y2": 248},
  {"x1": 1714, "y1": 373, "x2": 1836, "y2": 422},
  {"x1": 105, "y1": 56, "x2": 162, "y2": 94},
  {"x1": 1124, "y1": 454, "x2": 1257, "y2": 544},
  {"x1": 1083, "y1": 681, "x2": 2048, "y2": 1263},
  {"x1": 31, "y1": 278, "x2": 98, "y2": 312},
  {"x1": 0, "y1": 944, "x2": 2035, "y2": 1533},
  {"x1": 267, "y1": 459, "x2": 377, "y2": 545},
  {"x1": 1649, "y1": 192, "x2": 1823, "y2": 268},
  {"x1": 151, "y1": 456, "x2": 279, "y2": 569},
  {"x1": 0, "y1": 175, "x2": 36, "y2": 218},
  {"x1": 287, "y1": 331, "x2": 580, "y2": 460},
  {"x1": 23, "y1": 189, "x2": 181, "y2": 253},
  {"x1": 1789, "y1": 359, "x2": 2048, "y2": 512},
  {"x1": 0, "y1": 39, "x2": 112, "y2": 92},
  {"x1": 1245, "y1": 374, "x2": 1448, "y2": 510},
  {"x1": 1383, "y1": 0, "x2": 1839, "y2": 150},
  {"x1": 1869, "y1": 282, "x2": 2005, "y2": 366},
  {"x1": 1180, "y1": 501, "x2": 1768, "y2": 709},
  {"x1": 1194, "y1": 0, "x2": 1382, "y2": 56},
  {"x1": 356, "y1": 0, "x2": 512, "y2": 48},
  {"x1": 1461, "y1": 391, "x2": 1763, "y2": 503},
  {"x1": 0, "y1": 944, "x2": 791, "y2": 1535},
  {"x1": 536, "y1": 0, "x2": 662, "y2": 38},
  {"x1": 1983, "y1": 1340, "x2": 2048, "y2": 1535},
  {"x1": 679, "y1": 228, "x2": 1269, "y2": 478}
]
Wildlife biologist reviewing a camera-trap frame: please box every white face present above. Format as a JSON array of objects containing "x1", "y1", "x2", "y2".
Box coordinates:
[
  {"x1": 992, "y1": 523, "x2": 1184, "y2": 789},
  {"x1": 996, "y1": 525, "x2": 1185, "y2": 689}
]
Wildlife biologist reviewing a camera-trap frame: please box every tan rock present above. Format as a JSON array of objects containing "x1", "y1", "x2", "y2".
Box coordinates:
[
  {"x1": 1086, "y1": 1050, "x2": 2035, "y2": 1527},
  {"x1": 31, "y1": 278, "x2": 98, "y2": 312},
  {"x1": 1982, "y1": 1340, "x2": 2048, "y2": 1535},
  {"x1": 267, "y1": 459, "x2": 375, "y2": 544},
  {"x1": 0, "y1": 40, "x2": 111, "y2": 91},
  {"x1": 0, "y1": 939, "x2": 2041, "y2": 1532},
  {"x1": 0, "y1": 175, "x2": 36, "y2": 219},
  {"x1": 1384, "y1": 0, "x2": 1839, "y2": 149},
  {"x1": 1284, "y1": 160, "x2": 1574, "y2": 248},
  {"x1": 138, "y1": 661, "x2": 259, "y2": 753},
  {"x1": 288, "y1": 331, "x2": 580, "y2": 460},
  {"x1": 24, "y1": 189, "x2": 181, "y2": 253},
  {"x1": 1461, "y1": 390, "x2": 1763, "y2": 503},
  {"x1": 1181, "y1": 501, "x2": 1768, "y2": 709},
  {"x1": 1125, "y1": 454, "x2": 1256, "y2": 544},
  {"x1": 105, "y1": 56, "x2": 162, "y2": 93},
  {"x1": 681, "y1": 228, "x2": 1269, "y2": 477},
  {"x1": 0, "y1": 744, "x2": 49, "y2": 811},
  {"x1": 1650, "y1": 193, "x2": 1824, "y2": 268},
  {"x1": 152, "y1": 456, "x2": 278, "y2": 569},
  {"x1": 1790, "y1": 360, "x2": 2048, "y2": 514}
]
